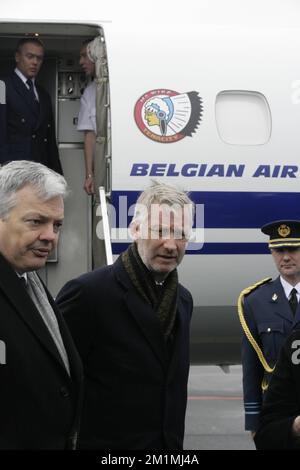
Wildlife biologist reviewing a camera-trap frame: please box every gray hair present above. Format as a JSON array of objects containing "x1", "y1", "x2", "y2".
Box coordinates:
[
  {"x1": 0, "y1": 160, "x2": 69, "y2": 218},
  {"x1": 132, "y1": 180, "x2": 194, "y2": 225}
]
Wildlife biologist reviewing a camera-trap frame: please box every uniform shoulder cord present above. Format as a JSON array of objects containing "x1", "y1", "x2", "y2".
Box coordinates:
[{"x1": 238, "y1": 278, "x2": 275, "y2": 388}]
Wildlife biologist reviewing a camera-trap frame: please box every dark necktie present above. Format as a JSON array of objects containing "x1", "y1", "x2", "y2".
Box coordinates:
[
  {"x1": 26, "y1": 78, "x2": 39, "y2": 112},
  {"x1": 289, "y1": 288, "x2": 298, "y2": 316}
]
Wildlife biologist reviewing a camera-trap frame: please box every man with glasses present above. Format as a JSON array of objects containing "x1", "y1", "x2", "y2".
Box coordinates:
[{"x1": 56, "y1": 181, "x2": 194, "y2": 450}]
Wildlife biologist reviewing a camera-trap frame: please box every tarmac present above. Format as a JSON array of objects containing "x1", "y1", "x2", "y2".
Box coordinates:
[{"x1": 184, "y1": 365, "x2": 255, "y2": 450}]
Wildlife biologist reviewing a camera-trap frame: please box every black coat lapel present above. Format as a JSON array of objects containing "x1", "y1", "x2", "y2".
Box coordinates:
[
  {"x1": 124, "y1": 290, "x2": 168, "y2": 368},
  {"x1": 45, "y1": 285, "x2": 83, "y2": 383},
  {"x1": 12, "y1": 72, "x2": 40, "y2": 118},
  {"x1": 269, "y1": 277, "x2": 294, "y2": 323},
  {"x1": 0, "y1": 254, "x2": 71, "y2": 377},
  {"x1": 114, "y1": 257, "x2": 168, "y2": 368},
  {"x1": 35, "y1": 84, "x2": 46, "y2": 128},
  {"x1": 168, "y1": 290, "x2": 190, "y2": 372}
]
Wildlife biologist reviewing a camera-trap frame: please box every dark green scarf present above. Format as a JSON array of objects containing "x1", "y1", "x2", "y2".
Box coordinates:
[{"x1": 121, "y1": 243, "x2": 178, "y2": 341}]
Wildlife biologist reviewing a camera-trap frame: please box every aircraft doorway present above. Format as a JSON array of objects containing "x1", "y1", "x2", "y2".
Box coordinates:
[{"x1": 0, "y1": 22, "x2": 110, "y2": 296}]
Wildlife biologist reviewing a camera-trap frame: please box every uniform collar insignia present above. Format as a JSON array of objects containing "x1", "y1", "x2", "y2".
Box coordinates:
[{"x1": 272, "y1": 293, "x2": 278, "y2": 301}]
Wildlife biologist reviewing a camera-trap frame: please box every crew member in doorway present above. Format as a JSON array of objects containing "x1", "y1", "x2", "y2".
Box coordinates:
[
  {"x1": 238, "y1": 220, "x2": 300, "y2": 435},
  {"x1": 77, "y1": 38, "x2": 107, "y2": 269},
  {"x1": 0, "y1": 37, "x2": 63, "y2": 174},
  {"x1": 77, "y1": 39, "x2": 96, "y2": 195},
  {"x1": 56, "y1": 181, "x2": 194, "y2": 450}
]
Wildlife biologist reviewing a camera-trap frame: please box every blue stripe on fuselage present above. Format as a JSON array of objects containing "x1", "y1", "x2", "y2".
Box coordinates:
[{"x1": 109, "y1": 190, "x2": 300, "y2": 254}]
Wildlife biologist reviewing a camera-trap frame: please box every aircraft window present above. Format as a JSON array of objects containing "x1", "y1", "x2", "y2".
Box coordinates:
[{"x1": 215, "y1": 90, "x2": 271, "y2": 145}]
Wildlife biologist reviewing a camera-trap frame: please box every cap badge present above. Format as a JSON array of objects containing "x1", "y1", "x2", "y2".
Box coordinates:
[
  {"x1": 278, "y1": 224, "x2": 291, "y2": 238},
  {"x1": 272, "y1": 293, "x2": 278, "y2": 301}
]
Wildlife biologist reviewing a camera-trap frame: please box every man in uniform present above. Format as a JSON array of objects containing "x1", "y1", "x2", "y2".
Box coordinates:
[
  {"x1": 238, "y1": 220, "x2": 300, "y2": 434},
  {"x1": 0, "y1": 37, "x2": 62, "y2": 173},
  {"x1": 77, "y1": 38, "x2": 107, "y2": 268},
  {"x1": 77, "y1": 39, "x2": 96, "y2": 195}
]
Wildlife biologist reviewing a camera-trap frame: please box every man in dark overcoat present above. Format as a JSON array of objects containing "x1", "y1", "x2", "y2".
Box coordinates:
[
  {"x1": 56, "y1": 181, "x2": 194, "y2": 450},
  {"x1": 0, "y1": 160, "x2": 82, "y2": 449},
  {"x1": 254, "y1": 327, "x2": 300, "y2": 449}
]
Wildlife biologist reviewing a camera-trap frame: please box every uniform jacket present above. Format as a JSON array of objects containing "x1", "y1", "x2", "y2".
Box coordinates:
[
  {"x1": 0, "y1": 253, "x2": 83, "y2": 449},
  {"x1": 254, "y1": 328, "x2": 300, "y2": 450},
  {"x1": 241, "y1": 276, "x2": 300, "y2": 431},
  {"x1": 0, "y1": 72, "x2": 62, "y2": 174},
  {"x1": 56, "y1": 256, "x2": 193, "y2": 450}
]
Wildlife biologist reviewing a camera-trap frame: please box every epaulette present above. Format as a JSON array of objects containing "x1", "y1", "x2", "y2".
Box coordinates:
[
  {"x1": 240, "y1": 277, "x2": 272, "y2": 299},
  {"x1": 237, "y1": 277, "x2": 274, "y2": 374}
]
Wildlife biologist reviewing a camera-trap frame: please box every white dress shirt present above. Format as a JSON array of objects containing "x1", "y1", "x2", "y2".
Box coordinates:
[
  {"x1": 77, "y1": 81, "x2": 96, "y2": 133},
  {"x1": 15, "y1": 68, "x2": 39, "y2": 101},
  {"x1": 280, "y1": 276, "x2": 300, "y2": 302}
]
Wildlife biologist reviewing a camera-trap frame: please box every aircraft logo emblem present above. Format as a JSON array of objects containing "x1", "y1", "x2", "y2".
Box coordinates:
[{"x1": 134, "y1": 89, "x2": 203, "y2": 143}]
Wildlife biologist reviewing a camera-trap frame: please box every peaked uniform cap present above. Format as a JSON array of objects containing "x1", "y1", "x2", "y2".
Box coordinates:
[{"x1": 261, "y1": 220, "x2": 300, "y2": 248}]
